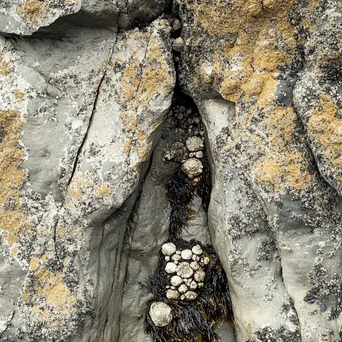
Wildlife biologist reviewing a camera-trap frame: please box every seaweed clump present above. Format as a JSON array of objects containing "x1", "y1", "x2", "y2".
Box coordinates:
[
  {"x1": 145, "y1": 240, "x2": 233, "y2": 342},
  {"x1": 166, "y1": 170, "x2": 194, "y2": 239}
]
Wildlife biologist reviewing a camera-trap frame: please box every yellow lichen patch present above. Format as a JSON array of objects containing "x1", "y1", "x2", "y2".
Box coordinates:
[
  {"x1": 308, "y1": 94, "x2": 342, "y2": 174},
  {"x1": 13, "y1": 89, "x2": 25, "y2": 102},
  {"x1": 253, "y1": 151, "x2": 313, "y2": 192},
  {"x1": 23, "y1": 268, "x2": 76, "y2": 326},
  {"x1": 119, "y1": 33, "x2": 173, "y2": 159},
  {"x1": 235, "y1": 106, "x2": 314, "y2": 193},
  {"x1": 0, "y1": 55, "x2": 11, "y2": 76},
  {"x1": 18, "y1": 0, "x2": 48, "y2": 26},
  {"x1": 193, "y1": 0, "x2": 297, "y2": 107},
  {"x1": 68, "y1": 174, "x2": 113, "y2": 205},
  {"x1": 0, "y1": 110, "x2": 30, "y2": 247}
]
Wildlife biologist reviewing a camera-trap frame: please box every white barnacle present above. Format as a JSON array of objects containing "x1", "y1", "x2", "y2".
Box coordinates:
[
  {"x1": 165, "y1": 262, "x2": 177, "y2": 274},
  {"x1": 186, "y1": 136, "x2": 204, "y2": 152},
  {"x1": 181, "y1": 249, "x2": 193, "y2": 260},
  {"x1": 192, "y1": 245, "x2": 203, "y2": 255},
  {"x1": 149, "y1": 302, "x2": 173, "y2": 327},
  {"x1": 177, "y1": 262, "x2": 194, "y2": 279},
  {"x1": 194, "y1": 269, "x2": 206, "y2": 282},
  {"x1": 181, "y1": 158, "x2": 203, "y2": 179},
  {"x1": 185, "y1": 291, "x2": 198, "y2": 300},
  {"x1": 161, "y1": 242, "x2": 177, "y2": 256}
]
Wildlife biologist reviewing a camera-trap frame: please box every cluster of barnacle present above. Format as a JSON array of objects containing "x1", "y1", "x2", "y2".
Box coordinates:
[
  {"x1": 163, "y1": 104, "x2": 206, "y2": 186},
  {"x1": 145, "y1": 98, "x2": 233, "y2": 341},
  {"x1": 162, "y1": 242, "x2": 208, "y2": 301},
  {"x1": 146, "y1": 240, "x2": 232, "y2": 342}
]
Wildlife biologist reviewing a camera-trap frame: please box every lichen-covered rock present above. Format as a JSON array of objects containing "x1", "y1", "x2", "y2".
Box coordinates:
[
  {"x1": 178, "y1": 0, "x2": 342, "y2": 340},
  {"x1": 0, "y1": 0, "x2": 168, "y2": 35},
  {"x1": 0, "y1": 19, "x2": 174, "y2": 341}
]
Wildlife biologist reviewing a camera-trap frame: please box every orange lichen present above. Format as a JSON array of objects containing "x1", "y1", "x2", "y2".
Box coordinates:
[
  {"x1": 23, "y1": 268, "x2": 76, "y2": 327},
  {"x1": 13, "y1": 89, "x2": 25, "y2": 102},
  {"x1": 18, "y1": 0, "x2": 48, "y2": 25},
  {"x1": 119, "y1": 30, "x2": 173, "y2": 159},
  {"x1": 308, "y1": 94, "x2": 342, "y2": 172},
  {"x1": 0, "y1": 110, "x2": 30, "y2": 247},
  {"x1": 0, "y1": 55, "x2": 11, "y2": 76}
]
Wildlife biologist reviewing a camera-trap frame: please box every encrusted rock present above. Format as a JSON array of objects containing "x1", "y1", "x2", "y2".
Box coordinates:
[
  {"x1": 181, "y1": 158, "x2": 203, "y2": 178},
  {"x1": 177, "y1": 262, "x2": 194, "y2": 278},
  {"x1": 149, "y1": 302, "x2": 173, "y2": 327},
  {"x1": 186, "y1": 137, "x2": 204, "y2": 152},
  {"x1": 181, "y1": 249, "x2": 193, "y2": 260},
  {"x1": 161, "y1": 242, "x2": 177, "y2": 256},
  {"x1": 165, "y1": 262, "x2": 177, "y2": 274}
]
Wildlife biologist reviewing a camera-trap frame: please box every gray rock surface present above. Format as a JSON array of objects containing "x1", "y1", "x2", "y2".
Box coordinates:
[
  {"x1": 0, "y1": 0, "x2": 168, "y2": 35},
  {"x1": 0, "y1": 0, "x2": 341, "y2": 341}
]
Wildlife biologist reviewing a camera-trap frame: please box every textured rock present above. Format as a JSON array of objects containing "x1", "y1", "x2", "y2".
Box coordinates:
[
  {"x1": 0, "y1": 19, "x2": 174, "y2": 341},
  {"x1": 178, "y1": 0, "x2": 342, "y2": 340},
  {"x1": 0, "y1": 0, "x2": 168, "y2": 35},
  {"x1": 0, "y1": 0, "x2": 341, "y2": 341}
]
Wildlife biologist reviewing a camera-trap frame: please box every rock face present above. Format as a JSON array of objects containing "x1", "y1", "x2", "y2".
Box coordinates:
[{"x1": 0, "y1": 1, "x2": 341, "y2": 342}]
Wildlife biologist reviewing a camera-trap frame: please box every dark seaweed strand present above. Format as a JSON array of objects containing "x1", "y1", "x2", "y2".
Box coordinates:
[
  {"x1": 196, "y1": 157, "x2": 212, "y2": 211},
  {"x1": 145, "y1": 239, "x2": 233, "y2": 342},
  {"x1": 166, "y1": 170, "x2": 194, "y2": 239}
]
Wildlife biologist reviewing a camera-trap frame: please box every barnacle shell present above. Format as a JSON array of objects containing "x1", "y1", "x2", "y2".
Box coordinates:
[
  {"x1": 203, "y1": 257, "x2": 210, "y2": 265},
  {"x1": 166, "y1": 290, "x2": 180, "y2": 300},
  {"x1": 170, "y1": 275, "x2": 183, "y2": 287},
  {"x1": 186, "y1": 137, "x2": 204, "y2": 152},
  {"x1": 194, "y1": 269, "x2": 206, "y2": 282},
  {"x1": 149, "y1": 302, "x2": 173, "y2": 327},
  {"x1": 177, "y1": 262, "x2": 194, "y2": 278},
  {"x1": 185, "y1": 291, "x2": 198, "y2": 300},
  {"x1": 181, "y1": 158, "x2": 203, "y2": 178},
  {"x1": 190, "y1": 261, "x2": 200, "y2": 270},
  {"x1": 172, "y1": 254, "x2": 181, "y2": 261},
  {"x1": 165, "y1": 262, "x2": 177, "y2": 274},
  {"x1": 181, "y1": 249, "x2": 192, "y2": 260},
  {"x1": 190, "y1": 280, "x2": 198, "y2": 290},
  {"x1": 162, "y1": 242, "x2": 176, "y2": 256},
  {"x1": 178, "y1": 284, "x2": 188, "y2": 294},
  {"x1": 192, "y1": 245, "x2": 203, "y2": 255}
]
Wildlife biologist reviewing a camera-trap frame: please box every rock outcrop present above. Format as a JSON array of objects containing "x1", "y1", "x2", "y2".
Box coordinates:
[{"x1": 0, "y1": 0, "x2": 341, "y2": 341}]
